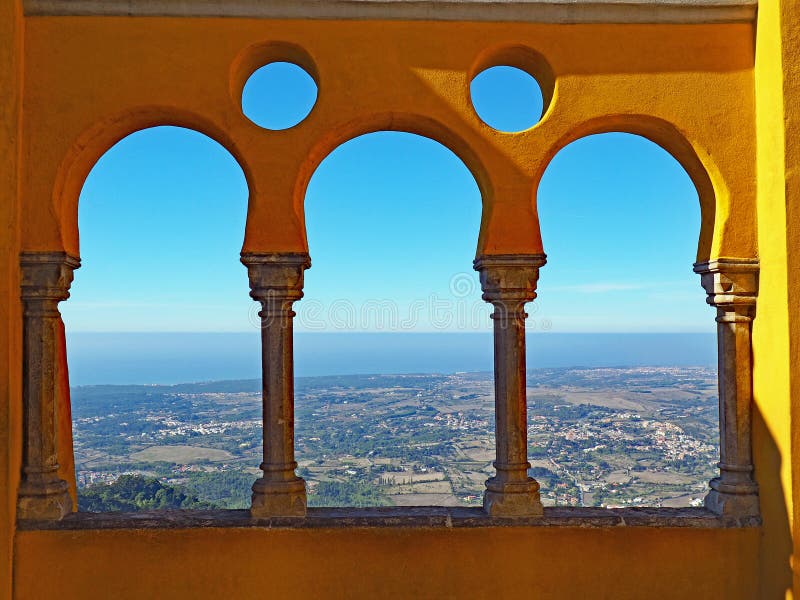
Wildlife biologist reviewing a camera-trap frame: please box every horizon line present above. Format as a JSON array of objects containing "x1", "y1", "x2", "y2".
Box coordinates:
[
  {"x1": 70, "y1": 365, "x2": 718, "y2": 388},
  {"x1": 66, "y1": 330, "x2": 716, "y2": 335}
]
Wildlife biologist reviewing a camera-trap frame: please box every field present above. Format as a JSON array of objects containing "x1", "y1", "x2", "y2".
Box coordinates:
[
  {"x1": 130, "y1": 445, "x2": 233, "y2": 463},
  {"x1": 72, "y1": 367, "x2": 719, "y2": 509}
]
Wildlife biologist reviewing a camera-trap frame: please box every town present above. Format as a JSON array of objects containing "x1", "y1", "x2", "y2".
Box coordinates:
[{"x1": 72, "y1": 367, "x2": 719, "y2": 510}]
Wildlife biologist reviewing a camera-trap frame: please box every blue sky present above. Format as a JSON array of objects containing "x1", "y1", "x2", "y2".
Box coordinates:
[{"x1": 61, "y1": 65, "x2": 710, "y2": 334}]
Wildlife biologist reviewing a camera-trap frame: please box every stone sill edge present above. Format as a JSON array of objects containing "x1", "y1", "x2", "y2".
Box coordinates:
[
  {"x1": 24, "y1": 0, "x2": 757, "y2": 24},
  {"x1": 18, "y1": 506, "x2": 760, "y2": 531}
]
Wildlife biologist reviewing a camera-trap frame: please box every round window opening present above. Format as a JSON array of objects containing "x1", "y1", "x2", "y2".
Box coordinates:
[
  {"x1": 470, "y1": 65, "x2": 544, "y2": 133},
  {"x1": 241, "y1": 61, "x2": 318, "y2": 130}
]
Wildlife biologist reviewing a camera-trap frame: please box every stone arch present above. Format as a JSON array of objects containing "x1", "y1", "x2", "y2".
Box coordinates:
[
  {"x1": 52, "y1": 106, "x2": 254, "y2": 256},
  {"x1": 534, "y1": 115, "x2": 724, "y2": 262},
  {"x1": 531, "y1": 120, "x2": 761, "y2": 518},
  {"x1": 293, "y1": 112, "x2": 492, "y2": 254},
  {"x1": 24, "y1": 113, "x2": 253, "y2": 518}
]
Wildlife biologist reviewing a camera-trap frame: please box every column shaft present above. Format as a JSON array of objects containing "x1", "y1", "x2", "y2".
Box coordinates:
[
  {"x1": 475, "y1": 254, "x2": 546, "y2": 517},
  {"x1": 242, "y1": 252, "x2": 309, "y2": 517},
  {"x1": 260, "y1": 296, "x2": 299, "y2": 481},
  {"x1": 695, "y1": 259, "x2": 759, "y2": 518},
  {"x1": 18, "y1": 252, "x2": 79, "y2": 520},
  {"x1": 492, "y1": 302, "x2": 532, "y2": 482}
]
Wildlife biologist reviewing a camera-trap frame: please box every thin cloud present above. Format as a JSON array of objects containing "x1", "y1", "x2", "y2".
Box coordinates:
[
  {"x1": 66, "y1": 301, "x2": 243, "y2": 310},
  {"x1": 546, "y1": 282, "x2": 650, "y2": 294},
  {"x1": 545, "y1": 280, "x2": 694, "y2": 294}
]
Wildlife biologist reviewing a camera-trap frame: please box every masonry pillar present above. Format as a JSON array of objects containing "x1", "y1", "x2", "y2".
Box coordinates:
[
  {"x1": 17, "y1": 252, "x2": 80, "y2": 520},
  {"x1": 242, "y1": 252, "x2": 309, "y2": 517},
  {"x1": 694, "y1": 258, "x2": 760, "y2": 518},
  {"x1": 475, "y1": 254, "x2": 546, "y2": 517}
]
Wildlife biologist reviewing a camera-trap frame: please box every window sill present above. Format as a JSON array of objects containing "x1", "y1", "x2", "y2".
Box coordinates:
[{"x1": 17, "y1": 506, "x2": 760, "y2": 531}]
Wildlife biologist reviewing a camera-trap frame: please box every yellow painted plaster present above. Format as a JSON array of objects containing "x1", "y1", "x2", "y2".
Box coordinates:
[
  {"x1": 752, "y1": 0, "x2": 800, "y2": 596},
  {"x1": 1, "y1": 7, "x2": 798, "y2": 598}
]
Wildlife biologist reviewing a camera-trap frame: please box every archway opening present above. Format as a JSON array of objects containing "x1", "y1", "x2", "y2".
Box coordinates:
[
  {"x1": 532, "y1": 132, "x2": 717, "y2": 508},
  {"x1": 63, "y1": 126, "x2": 257, "y2": 511},
  {"x1": 297, "y1": 131, "x2": 492, "y2": 507}
]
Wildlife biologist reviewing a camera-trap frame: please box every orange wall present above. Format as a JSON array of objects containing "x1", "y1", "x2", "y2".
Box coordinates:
[
  {"x1": 15, "y1": 525, "x2": 758, "y2": 600},
  {"x1": 20, "y1": 19, "x2": 756, "y2": 262},
  {"x1": 0, "y1": 3, "x2": 22, "y2": 600},
  {"x1": 1, "y1": 7, "x2": 796, "y2": 599}
]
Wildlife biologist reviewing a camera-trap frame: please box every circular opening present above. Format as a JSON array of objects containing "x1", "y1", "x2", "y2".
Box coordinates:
[
  {"x1": 470, "y1": 65, "x2": 544, "y2": 133},
  {"x1": 241, "y1": 61, "x2": 318, "y2": 130}
]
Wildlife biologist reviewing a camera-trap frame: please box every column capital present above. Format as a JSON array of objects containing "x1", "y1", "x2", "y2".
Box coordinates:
[
  {"x1": 473, "y1": 254, "x2": 547, "y2": 304},
  {"x1": 20, "y1": 252, "x2": 81, "y2": 302},
  {"x1": 694, "y1": 258, "x2": 758, "y2": 317},
  {"x1": 241, "y1": 252, "x2": 310, "y2": 303},
  {"x1": 695, "y1": 258, "x2": 759, "y2": 518}
]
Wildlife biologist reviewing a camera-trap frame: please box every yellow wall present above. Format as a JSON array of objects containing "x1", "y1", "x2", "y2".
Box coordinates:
[
  {"x1": 777, "y1": 0, "x2": 800, "y2": 591},
  {"x1": 752, "y1": 0, "x2": 800, "y2": 596},
  {"x1": 2, "y1": 5, "x2": 799, "y2": 598}
]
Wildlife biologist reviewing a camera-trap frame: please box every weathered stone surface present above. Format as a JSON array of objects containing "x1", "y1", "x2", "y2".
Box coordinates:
[
  {"x1": 694, "y1": 259, "x2": 760, "y2": 518},
  {"x1": 475, "y1": 254, "x2": 545, "y2": 306},
  {"x1": 475, "y1": 254, "x2": 547, "y2": 517},
  {"x1": 483, "y1": 483, "x2": 544, "y2": 517},
  {"x1": 17, "y1": 506, "x2": 759, "y2": 531},
  {"x1": 24, "y1": 0, "x2": 759, "y2": 24},
  {"x1": 16, "y1": 485, "x2": 72, "y2": 521},
  {"x1": 695, "y1": 258, "x2": 759, "y2": 313},
  {"x1": 250, "y1": 477, "x2": 307, "y2": 518},
  {"x1": 18, "y1": 252, "x2": 80, "y2": 520},
  {"x1": 242, "y1": 253, "x2": 310, "y2": 517}
]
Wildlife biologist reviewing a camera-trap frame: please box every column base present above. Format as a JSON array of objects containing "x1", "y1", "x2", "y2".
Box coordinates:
[
  {"x1": 483, "y1": 477, "x2": 543, "y2": 517},
  {"x1": 705, "y1": 479, "x2": 759, "y2": 518},
  {"x1": 251, "y1": 476, "x2": 307, "y2": 518},
  {"x1": 17, "y1": 481, "x2": 72, "y2": 520}
]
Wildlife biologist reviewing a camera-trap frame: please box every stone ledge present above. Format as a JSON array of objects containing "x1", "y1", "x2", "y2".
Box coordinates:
[
  {"x1": 24, "y1": 0, "x2": 757, "y2": 24},
  {"x1": 18, "y1": 506, "x2": 760, "y2": 531}
]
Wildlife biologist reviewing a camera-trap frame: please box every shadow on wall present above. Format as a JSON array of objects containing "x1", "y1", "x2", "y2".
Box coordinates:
[{"x1": 752, "y1": 401, "x2": 793, "y2": 596}]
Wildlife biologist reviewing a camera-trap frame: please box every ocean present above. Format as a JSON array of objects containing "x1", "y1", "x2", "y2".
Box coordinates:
[{"x1": 65, "y1": 332, "x2": 717, "y2": 386}]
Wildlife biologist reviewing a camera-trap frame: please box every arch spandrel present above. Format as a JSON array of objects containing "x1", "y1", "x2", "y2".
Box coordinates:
[
  {"x1": 524, "y1": 63, "x2": 757, "y2": 261},
  {"x1": 45, "y1": 107, "x2": 256, "y2": 257},
  {"x1": 530, "y1": 113, "x2": 754, "y2": 264},
  {"x1": 288, "y1": 112, "x2": 518, "y2": 257},
  {"x1": 22, "y1": 18, "x2": 251, "y2": 253},
  {"x1": 23, "y1": 17, "x2": 758, "y2": 263}
]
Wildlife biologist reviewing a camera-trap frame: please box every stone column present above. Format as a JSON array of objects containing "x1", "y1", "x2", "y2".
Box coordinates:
[
  {"x1": 242, "y1": 252, "x2": 310, "y2": 517},
  {"x1": 474, "y1": 254, "x2": 546, "y2": 517},
  {"x1": 18, "y1": 252, "x2": 80, "y2": 520},
  {"x1": 694, "y1": 258, "x2": 759, "y2": 518}
]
